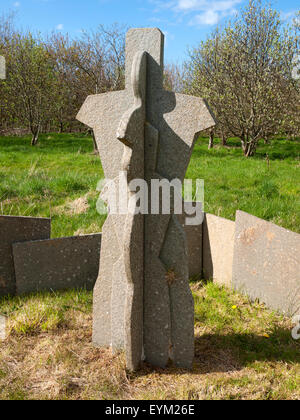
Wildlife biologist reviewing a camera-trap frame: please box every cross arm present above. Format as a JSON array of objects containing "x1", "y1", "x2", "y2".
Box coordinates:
[
  {"x1": 76, "y1": 90, "x2": 128, "y2": 130},
  {"x1": 169, "y1": 93, "x2": 216, "y2": 144}
]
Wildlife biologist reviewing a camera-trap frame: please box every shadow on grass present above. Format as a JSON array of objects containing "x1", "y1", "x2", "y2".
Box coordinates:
[
  {"x1": 0, "y1": 133, "x2": 94, "y2": 153},
  {"x1": 135, "y1": 327, "x2": 299, "y2": 377},
  {"x1": 194, "y1": 137, "x2": 300, "y2": 161},
  {"x1": 193, "y1": 328, "x2": 300, "y2": 374}
]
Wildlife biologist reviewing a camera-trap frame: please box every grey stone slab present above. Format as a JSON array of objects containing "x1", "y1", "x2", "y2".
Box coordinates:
[
  {"x1": 185, "y1": 224, "x2": 203, "y2": 279},
  {"x1": 178, "y1": 205, "x2": 203, "y2": 279},
  {"x1": 13, "y1": 234, "x2": 101, "y2": 295},
  {"x1": 0, "y1": 216, "x2": 51, "y2": 296},
  {"x1": 233, "y1": 211, "x2": 300, "y2": 316},
  {"x1": 77, "y1": 27, "x2": 215, "y2": 371},
  {"x1": 203, "y1": 213, "x2": 235, "y2": 287}
]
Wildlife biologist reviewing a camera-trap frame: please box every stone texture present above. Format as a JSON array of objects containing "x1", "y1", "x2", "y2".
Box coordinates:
[
  {"x1": 203, "y1": 213, "x2": 235, "y2": 287},
  {"x1": 0, "y1": 216, "x2": 51, "y2": 296},
  {"x1": 185, "y1": 224, "x2": 203, "y2": 279},
  {"x1": 139, "y1": 28, "x2": 214, "y2": 370},
  {"x1": 78, "y1": 47, "x2": 146, "y2": 372},
  {"x1": 0, "y1": 56, "x2": 5, "y2": 79},
  {"x1": 233, "y1": 211, "x2": 300, "y2": 316},
  {"x1": 13, "y1": 234, "x2": 101, "y2": 295},
  {"x1": 160, "y1": 215, "x2": 194, "y2": 368},
  {"x1": 77, "y1": 27, "x2": 215, "y2": 371},
  {"x1": 179, "y1": 206, "x2": 203, "y2": 279}
]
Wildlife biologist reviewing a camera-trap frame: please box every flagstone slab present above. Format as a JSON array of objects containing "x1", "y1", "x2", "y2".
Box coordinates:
[
  {"x1": 203, "y1": 213, "x2": 235, "y2": 287},
  {"x1": 13, "y1": 234, "x2": 101, "y2": 295},
  {"x1": 178, "y1": 206, "x2": 203, "y2": 279},
  {"x1": 233, "y1": 211, "x2": 300, "y2": 316},
  {"x1": 0, "y1": 216, "x2": 51, "y2": 296}
]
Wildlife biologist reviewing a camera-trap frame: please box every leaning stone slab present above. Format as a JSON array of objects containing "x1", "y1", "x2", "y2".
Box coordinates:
[
  {"x1": 203, "y1": 213, "x2": 235, "y2": 287},
  {"x1": 184, "y1": 223, "x2": 203, "y2": 279},
  {"x1": 233, "y1": 211, "x2": 300, "y2": 316},
  {"x1": 178, "y1": 204, "x2": 203, "y2": 279},
  {"x1": 13, "y1": 234, "x2": 101, "y2": 295},
  {"x1": 0, "y1": 216, "x2": 51, "y2": 296}
]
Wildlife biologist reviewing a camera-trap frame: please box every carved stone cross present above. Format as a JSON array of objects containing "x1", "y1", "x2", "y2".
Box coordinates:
[{"x1": 77, "y1": 28, "x2": 215, "y2": 371}]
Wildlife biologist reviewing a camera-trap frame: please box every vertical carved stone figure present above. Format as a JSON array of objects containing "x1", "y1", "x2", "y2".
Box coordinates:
[{"x1": 77, "y1": 28, "x2": 215, "y2": 371}]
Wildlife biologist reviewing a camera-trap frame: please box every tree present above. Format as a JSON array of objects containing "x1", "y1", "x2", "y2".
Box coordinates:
[
  {"x1": 164, "y1": 63, "x2": 185, "y2": 92},
  {"x1": 187, "y1": 0, "x2": 298, "y2": 156},
  {"x1": 47, "y1": 33, "x2": 84, "y2": 134},
  {"x1": 0, "y1": 20, "x2": 128, "y2": 141},
  {"x1": 49, "y1": 24, "x2": 126, "y2": 152},
  {"x1": 285, "y1": 11, "x2": 300, "y2": 138},
  {"x1": 6, "y1": 33, "x2": 56, "y2": 145}
]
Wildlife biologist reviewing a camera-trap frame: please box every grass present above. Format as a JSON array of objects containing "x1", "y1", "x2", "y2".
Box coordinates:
[
  {"x1": 0, "y1": 133, "x2": 299, "y2": 235},
  {"x1": 0, "y1": 133, "x2": 299, "y2": 399},
  {"x1": 0, "y1": 283, "x2": 299, "y2": 400},
  {"x1": 187, "y1": 136, "x2": 300, "y2": 233},
  {"x1": 0, "y1": 133, "x2": 105, "y2": 238}
]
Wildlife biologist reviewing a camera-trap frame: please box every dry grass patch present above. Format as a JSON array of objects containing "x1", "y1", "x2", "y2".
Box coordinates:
[
  {"x1": 74, "y1": 223, "x2": 101, "y2": 236},
  {"x1": 53, "y1": 193, "x2": 97, "y2": 217},
  {"x1": 0, "y1": 284, "x2": 299, "y2": 400}
]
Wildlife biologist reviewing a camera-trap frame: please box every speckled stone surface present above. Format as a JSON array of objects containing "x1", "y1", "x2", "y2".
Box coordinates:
[
  {"x1": 142, "y1": 29, "x2": 214, "y2": 369},
  {"x1": 184, "y1": 223, "x2": 203, "y2": 279},
  {"x1": 77, "y1": 27, "x2": 216, "y2": 371},
  {"x1": 13, "y1": 234, "x2": 101, "y2": 295},
  {"x1": 160, "y1": 215, "x2": 194, "y2": 368},
  {"x1": 0, "y1": 216, "x2": 50, "y2": 296},
  {"x1": 203, "y1": 213, "x2": 235, "y2": 287},
  {"x1": 178, "y1": 205, "x2": 203, "y2": 279},
  {"x1": 78, "y1": 44, "x2": 146, "y2": 371},
  {"x1": 233, "y1": 211, "x2": 300, "y2": 316}
]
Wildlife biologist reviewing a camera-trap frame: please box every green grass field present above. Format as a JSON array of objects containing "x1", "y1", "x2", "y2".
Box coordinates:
[
  {"x1": 0, "y1": 133, "x2": 299, "y2": 400},
  {"x1": 0, "y1": 134, "x2": 105, "y2": 238},
  {"x1": 0, "y1": 283, "x2": 299, "y2": 400},
  {"x1": 187, "y1": 136, "x2": 300, "y2": 232},
  {"x1": 0, "y1": 133, "x2": 299, "y2": 236}
]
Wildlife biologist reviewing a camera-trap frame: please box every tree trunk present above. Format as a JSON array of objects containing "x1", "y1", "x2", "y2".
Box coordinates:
[
  {"x1": 208, "y1": 129, "x2": 214, "y2": 150},
  {"x1": 242, "y1": 140, "x2": 257, "y2": 157},
  {"x1": 92, "y1": 129, "x2": 99, "y2": 154},
  {"x1": 221, "y1": 133, "x2": 227, "y2": 146},
  {"x1": 59, "y1": 121, "x2": 64, "y2": 134},
  {"x1": 31, "y1": 124, "x2": 40, "y2": 146}
]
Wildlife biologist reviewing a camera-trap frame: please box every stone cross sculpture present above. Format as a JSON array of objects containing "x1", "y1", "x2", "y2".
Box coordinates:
[{"x1": 77, "y1": 28, "x2": 215, "y2": 371}]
